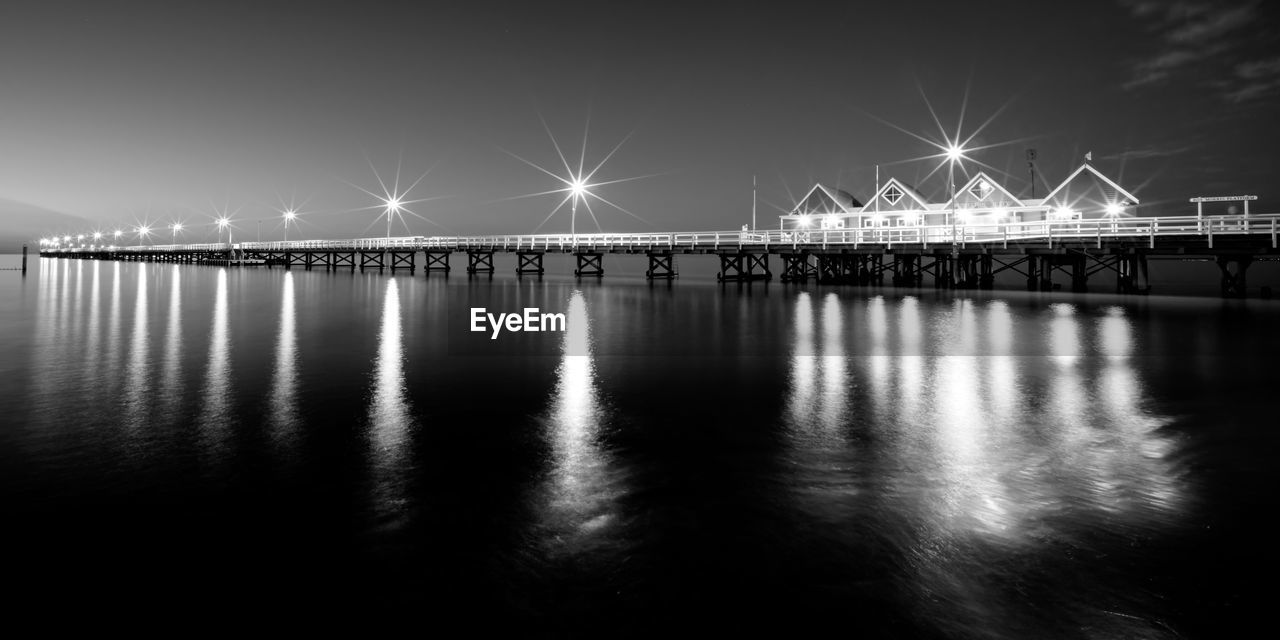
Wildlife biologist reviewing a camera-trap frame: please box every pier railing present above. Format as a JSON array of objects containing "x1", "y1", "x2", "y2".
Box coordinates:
[{"x1": 42, "y1": 213, "x2": 1280, "y2": 254}]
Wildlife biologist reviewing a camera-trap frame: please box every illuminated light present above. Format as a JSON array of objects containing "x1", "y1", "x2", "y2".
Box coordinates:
[
  {"x1": 77, "y1": 234, "x2": 85, "y2": 241},
  {"x1": 172, "y1": 223, "x2": 183, "y2": 232},
  {"x1": 993, "y1": 207, "x2": 1008, "y2": 218},
  {"x1": 1105, "y1": 202, "x2": 1124, "y2": 216},
  {"x1": 1052, "y1": 207, "x2": 1076, "y2": 220},
  {"x1": 946, "y1": 144, "x2": 964, "y2": 162},
  {"x1": 113, "y1": 229, "x2": 123, "y2": 238},
  {"x1": 64, "y1": 235, "x2": 72, "y2": 243},
  {"x1": 284, "y1": 209, "x2": 297, "y2": 221},
  {"x1": 93, "y1": 232, "x2": 103, "y2": 240},
  {"x1": 216, "y1": 216, "x2": 230, "y2": 229},
  {"x1": 798, "y1": 215, "x2": 812, "y2": 228}
]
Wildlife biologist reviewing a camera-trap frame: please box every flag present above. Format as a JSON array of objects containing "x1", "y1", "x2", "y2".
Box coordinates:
[{"x1": 1085, "y1": 151, "x2": 1092, "y2": 162}]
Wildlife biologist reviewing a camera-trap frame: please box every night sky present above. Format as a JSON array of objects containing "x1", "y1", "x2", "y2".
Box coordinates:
[{"x1": 2, "y1": 0, "x2": 1277, "y2": 241}]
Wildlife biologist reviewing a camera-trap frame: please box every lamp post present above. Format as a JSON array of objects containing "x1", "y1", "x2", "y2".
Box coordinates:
[
  {"x1": 383, "y1": 199, "x2": 400, "y2": 240},
  {"x1": 216, "y1": 216, "x2": 231, "y2": 245},
  {"x1": 171, "y1": 222, "x2": 183, "y2": 245},
  {"x1": 945, "y1": 144, "x2": 964, "y2": 245},
  {"x1": 569, "y1": 179, "x2": 586, "y2": 246},
  {"x1": 283, "y1": 210, "x2": 296, "y2": 242}
]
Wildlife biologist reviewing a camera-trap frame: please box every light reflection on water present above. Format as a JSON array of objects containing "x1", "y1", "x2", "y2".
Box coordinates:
[
  {"x1": 541, "y1": 290, "x2": 625, "y2": 544},
  {"x1": 368, "y1": 277, "x2": 413, "y2": 519},
  {"x1": 269, "y1": 271, "x2": 299, "y2": 434},
  {"x1": 123, "y1": 266, "x2": 149, "y2": 429},
  {"x1": 7, "y1": 258, "x2": 1245, "y2": 635},
  {"x1": 161, "y1": 266, "x2": 183, "y2": 412},
  {"x1": 198, "y1": 268, "x2": 232, "y2": 452}
]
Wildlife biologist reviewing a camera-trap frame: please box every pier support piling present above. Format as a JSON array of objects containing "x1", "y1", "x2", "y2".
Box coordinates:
[
  {"x1": 516, "y1": 251, "x2": 544, "y2": 276},
  {"x1": 780, "y1": 253, "x2": 816, "y2": 282},
  {"x1": 717, "y1": 252, "x2": 770, "y2": 282},
  {"x1": 359, "y1": 251, "x2": 385, "y2": 271},
  {"x1": 466, "y1": 250, "x2": 494, "y2": 274},
  {"x1": 390, "y1": 251, "x2": 416, "y2": 272},
  {"x1": 645, "y1": 252, "x2": 678, "y2": 280},
  {"x1": 892, "y1": 254, "x2": 923, "y2": 287},
  {"x1": 1216, "y1": 255, "x2": 1253, "y2": 298},
  {"x1": 573, "y1": 252, "x2": 604, "y2": 277},
  {"x1": 424, "y1": 250, "x2": 451, "y2": 273}
]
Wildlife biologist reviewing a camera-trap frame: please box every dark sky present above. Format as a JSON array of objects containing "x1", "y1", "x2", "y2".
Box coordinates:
[{"x1": 2, "y1": 0, "x2": 1277, "y2": 240}]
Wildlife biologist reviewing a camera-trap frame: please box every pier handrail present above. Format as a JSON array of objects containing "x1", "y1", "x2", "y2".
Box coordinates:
[{"x1": 48, "y1": 213, "x2": 1280, "y2": 254}]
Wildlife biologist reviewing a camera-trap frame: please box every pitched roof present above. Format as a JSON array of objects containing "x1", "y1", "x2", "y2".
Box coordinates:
[
  {"x1": 1041, "y1": 163, "x2": 1140, "y2": 205},
  {"x1": 947, "y1": 171, "x2": 1025, "y2": 208},
  {"x1": 866, "y1": 177, "x2": 931, "y2": 210},
  {"x1": 791, "y1": 183, "x2": 862, "y2": 214}
]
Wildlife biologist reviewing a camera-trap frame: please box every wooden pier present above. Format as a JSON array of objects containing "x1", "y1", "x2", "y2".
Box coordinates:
[{"x1": 37, "y1": 214, "x2": 1280, "y2": 297}]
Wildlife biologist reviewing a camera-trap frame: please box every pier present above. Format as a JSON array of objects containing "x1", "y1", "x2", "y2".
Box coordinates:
[{"x1": 38, "y1": 214, "x2": 1280, "y2": 297}]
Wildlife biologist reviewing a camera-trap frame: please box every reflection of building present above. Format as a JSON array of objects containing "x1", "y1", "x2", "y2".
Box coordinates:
[{"x1": 781, "y1": 163, "x2": 1139, "y2": 230}]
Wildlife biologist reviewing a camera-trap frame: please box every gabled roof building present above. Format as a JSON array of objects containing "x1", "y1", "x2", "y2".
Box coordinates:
[{"x1": 779, "y1": 162, "x2": 1138, "y2": 230}]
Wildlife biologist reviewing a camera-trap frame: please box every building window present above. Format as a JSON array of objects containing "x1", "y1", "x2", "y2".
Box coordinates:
[
  {"x1": 883, "y1": 185, "x2": 903, "y2": 205},
  {"x1": 969, "y1": 179, "x2": 993, "y2": 201}
]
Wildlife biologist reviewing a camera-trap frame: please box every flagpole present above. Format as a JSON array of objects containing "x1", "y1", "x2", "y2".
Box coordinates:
[{"x1": 752, "y1": 174, "x2": 757, "y2": 231}]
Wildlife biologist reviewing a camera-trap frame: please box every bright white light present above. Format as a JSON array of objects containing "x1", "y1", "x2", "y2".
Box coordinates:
[
  {"x1": 382, "y1": 198, "x2": 400, "y2": 213},
  {"x1": 113, "y1": 229, "x2": 123, "y2": 238},
  {"x1": 93, "y1": 232, "x2": 103, "y2": 240},
  {"x1": 1052, "y1": 207, "x2": 1076, "y2": 220},
  {"x1": 1105, "y1": 202, "x2": 1124, "y2": 216},
  {"x1": 216, "y1": 216, "x2": 230, "y2": 229},
  {"x1": 63, "y1": 235, "x2": 71, "y2": 242},
  {"x1": 946, "y1": 144, "x2": 964, "y2": 162},
  {"x1": 993, "y1": 207, "x2": 1008, "y2": 218},
  {"x1": 570, "y1": 179, "x2": 587, "y2": 198},
  {"x1": 284, "y1": 209, "x2": 297, "y2": 221},
  {"x1": 77, "y1": 234, "x2": 85, "y2": 241},
  {"x1": 798, "y1": 215, "x2": 811, "y2": 228},
  {"x1": 172, "y1": 223, "x2": 183, "y2": 232}
]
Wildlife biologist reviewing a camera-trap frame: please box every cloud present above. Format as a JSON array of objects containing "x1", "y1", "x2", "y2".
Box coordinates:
[
  {"x1": 1101, "y1": 145, "x2": 1196, "y2": 161},
  {"x1": 1119, "y1": 0, "x2": 1279, "y2": 103},
  {"x1": 1166, "y1": 5, "x2": 1254, "y2": 44}
]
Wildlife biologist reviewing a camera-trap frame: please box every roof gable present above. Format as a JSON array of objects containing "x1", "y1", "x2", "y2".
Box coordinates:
[
  {"x1": 866, "y1": 177, "x2": 931, "y2": 211},
  {"x1": 791, "y1": 183, "x2": 861, "y2": 215},
  {"x1": 948, "y1": 171, "x2": 1024, "y2": 209},
  {"x1": 1041, "y1": 163, "x2": 1140, "y2": 207}
]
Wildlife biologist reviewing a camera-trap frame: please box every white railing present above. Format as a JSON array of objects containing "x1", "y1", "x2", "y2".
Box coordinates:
[{"x1": 43, "y1": 214, "x2": 1280, "y2": 254}]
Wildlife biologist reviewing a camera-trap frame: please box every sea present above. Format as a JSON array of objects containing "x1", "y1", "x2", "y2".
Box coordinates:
[{"x1": 1, "y1": 253, "x2": 1277, "y2": 637}]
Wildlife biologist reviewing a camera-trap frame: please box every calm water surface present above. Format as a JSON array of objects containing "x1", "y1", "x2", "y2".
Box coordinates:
[{"x1": 2, "y1": 257, "x2": 1278, "y2": 636}]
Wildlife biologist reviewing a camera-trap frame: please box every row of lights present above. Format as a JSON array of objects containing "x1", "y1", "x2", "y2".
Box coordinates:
[
  {"x1": 795, "y1": 202, "x2": 1127, "y2": 228},
  {"x1": 37, "y1": 209, "x2": 302, "y2": 249}
]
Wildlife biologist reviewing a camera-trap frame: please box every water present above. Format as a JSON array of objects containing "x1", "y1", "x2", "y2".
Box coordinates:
[{"x1": 2, "y1": 257, "x2": 1278, "y2": 636}]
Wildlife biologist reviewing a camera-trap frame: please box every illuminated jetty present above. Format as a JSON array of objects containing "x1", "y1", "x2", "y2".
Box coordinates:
[
  {"x1": 37, "y1": 209, "x2": 1277, "y2": 297},
  {"x1": 32, "y1": 162, "x2": 1278, "y2": 297}
]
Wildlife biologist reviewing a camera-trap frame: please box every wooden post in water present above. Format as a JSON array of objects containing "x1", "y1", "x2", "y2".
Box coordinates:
[{"x1": 22, "y1": 243, "x2": 28, "y2": 275}]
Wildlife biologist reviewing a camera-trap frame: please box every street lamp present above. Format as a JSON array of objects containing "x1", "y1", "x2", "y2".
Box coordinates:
[
  {"x1": 171, "y1": 222, "x2": 183, "y2": 244},
  {"x1": 569, "y1": 179, "x2": 587, "y2": 242},
  {"x1": 946, "y1": 143, "x2": 965, "y2": 244},
  {"x1": 283, "y1": 209, "x2": 296, "y2": 242},
  {"x1": 216, "y1": 216, "x2": 231, "y2": 245},
  {"x1": 382, "y1": 199, "x2": 400, "y2": 240}
]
